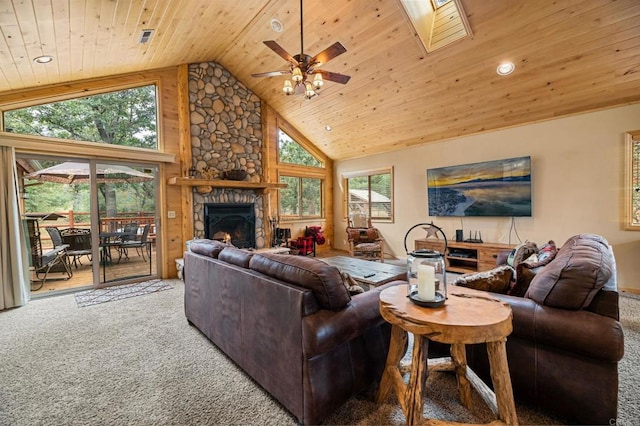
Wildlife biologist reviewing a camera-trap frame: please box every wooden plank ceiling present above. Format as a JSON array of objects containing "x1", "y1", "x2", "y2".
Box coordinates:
[{"x1": 1, "y1": 0, "x2": 639, "y2": 160}]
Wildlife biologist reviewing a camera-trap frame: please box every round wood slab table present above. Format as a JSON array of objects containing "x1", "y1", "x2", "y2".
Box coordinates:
[{"x1": 376, "y1": 284, "x2": 518, "y2": 426}]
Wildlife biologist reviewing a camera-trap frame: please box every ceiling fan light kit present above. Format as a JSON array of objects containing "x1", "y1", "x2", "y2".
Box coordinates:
[{"x1": 253, "y1": 0, "x2": 350, "y2": 100}]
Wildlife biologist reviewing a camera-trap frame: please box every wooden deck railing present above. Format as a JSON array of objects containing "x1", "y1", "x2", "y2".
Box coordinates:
[{"x1": 26, "y1": 210, "x2": 156, "y2": 248}]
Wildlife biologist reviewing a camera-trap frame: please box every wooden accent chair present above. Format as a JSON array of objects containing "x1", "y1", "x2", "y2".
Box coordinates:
[{"x1": 346, "y1": 213, "x2": 385, "y2": 262}]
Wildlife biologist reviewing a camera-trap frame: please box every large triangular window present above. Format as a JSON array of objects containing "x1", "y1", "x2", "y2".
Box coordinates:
[{"x1": 278, "y1": 129, "x2": 323, "y2": 168}]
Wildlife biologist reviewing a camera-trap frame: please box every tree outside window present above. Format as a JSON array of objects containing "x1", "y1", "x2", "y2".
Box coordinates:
[
  {"x1": 345, "y1": 169, "x2": 393, "y2": 221},
  {"x1": 278, "y1": 129, "x2": 323, "y2": 167},
  {"x1": 279, "y1": 176, "x2": 322, "y2": 219},
  {"x1": 4, "y1": 85, "x2": 158, "y2": 150}
]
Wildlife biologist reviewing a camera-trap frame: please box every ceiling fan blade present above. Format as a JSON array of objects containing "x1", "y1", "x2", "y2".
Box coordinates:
[
  {"x1": 263, "y1": 40, "x2": 296, "y2": 64},
  {"x1": 316, "y1": 70, "x2": 351, "y2": 84},
  {"x1": 310, "y1": 42, "x2": 347, "y2": 66},
  {"x1": 251, "y1": 70, "x2": 290, "y2": 78}
]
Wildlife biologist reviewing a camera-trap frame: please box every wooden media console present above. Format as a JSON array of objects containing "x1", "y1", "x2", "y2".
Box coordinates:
[{"x1": 414, "y1": 239, "x2": 514, "y2": 274}]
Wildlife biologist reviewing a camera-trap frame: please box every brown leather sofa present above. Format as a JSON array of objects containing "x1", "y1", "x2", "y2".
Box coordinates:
[
  {"x1": 451, "y1": 234, "x2": 624, "y2": 425},
  {"x1": 183, "y1": 239, "x2": 401, "y2": 425}
]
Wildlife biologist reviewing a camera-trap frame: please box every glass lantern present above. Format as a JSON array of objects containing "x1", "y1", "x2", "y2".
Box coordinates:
[{"x1": 407, "y1": 249, "x2": 447, "y2": 307}]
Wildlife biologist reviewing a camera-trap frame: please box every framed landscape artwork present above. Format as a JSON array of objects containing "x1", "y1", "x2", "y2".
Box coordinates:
[{"x1": 427, "y1": 156, "x2": 532, "y2": 217}]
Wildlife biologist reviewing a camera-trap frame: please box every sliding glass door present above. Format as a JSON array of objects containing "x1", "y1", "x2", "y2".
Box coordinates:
[
  {"x1": 96, "y1": 162, "x2": 158, "y2": 284},
  {"x1": 17, "y1": 155, "x2": 159, "y2": 293}
]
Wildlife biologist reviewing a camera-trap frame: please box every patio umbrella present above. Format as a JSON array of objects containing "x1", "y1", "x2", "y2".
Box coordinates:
[{"x1": 24, "y1": 161, "x2": 153, "y2": 184}]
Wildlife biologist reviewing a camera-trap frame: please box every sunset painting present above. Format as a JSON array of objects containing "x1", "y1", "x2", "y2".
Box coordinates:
[{"x1": 427, "y1": 156, "x2": 532, "y2": 217}]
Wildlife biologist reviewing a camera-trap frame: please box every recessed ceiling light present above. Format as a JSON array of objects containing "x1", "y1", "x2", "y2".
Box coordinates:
[
  {"x1": 33, "y1": 55, "x2": 53, "y2": 64},
  {"x1": 270, "y1": 18, "x2": 283, "y2": 33},
  {"x1": 325, "y1": 125, "x2": 332, "y2": 131},
  {"x1": 496, "y1": 62, "x2": 515, "y2": 76}
]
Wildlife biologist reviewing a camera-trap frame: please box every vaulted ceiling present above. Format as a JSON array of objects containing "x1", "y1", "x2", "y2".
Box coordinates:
[{"x1": 1, "y1": 0, "x2": 640, "y2": 160}]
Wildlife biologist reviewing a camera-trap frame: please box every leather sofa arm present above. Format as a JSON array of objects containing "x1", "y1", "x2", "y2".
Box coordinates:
[
  {"x1": 491, "y1": 293, "x2": 624, "y2": 362},
  {"x1": 302, "y1": 281, "x2": 403, "y2": 356}
]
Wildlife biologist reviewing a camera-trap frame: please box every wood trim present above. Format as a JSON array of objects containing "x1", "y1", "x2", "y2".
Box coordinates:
[
  {"x1": 0, "y1": 67, "x2": 178, "y2": 111},
  {"x1": 167, "y1": 176, "x2": 287, "y2": 193},
  {"x1": 0, "y1": 132, "x2": 175, "y2": 163},
  {"x1": 176, "y1": 64, "x2": 194, "y2": 247}
]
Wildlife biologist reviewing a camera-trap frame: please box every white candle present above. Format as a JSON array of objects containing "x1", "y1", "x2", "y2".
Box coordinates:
[{"x1": 417, "y1": 264, "x2": 436, "y2": 301}]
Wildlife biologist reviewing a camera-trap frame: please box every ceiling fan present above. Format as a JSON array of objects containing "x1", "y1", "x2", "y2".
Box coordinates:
[{"x1": 251, "y1": 0, "x2": 351, "y2": 99}]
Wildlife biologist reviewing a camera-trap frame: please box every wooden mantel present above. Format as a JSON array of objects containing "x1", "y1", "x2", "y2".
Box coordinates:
[{"x1": 167, "y1": 176, "x2": 287, "y2": 193}]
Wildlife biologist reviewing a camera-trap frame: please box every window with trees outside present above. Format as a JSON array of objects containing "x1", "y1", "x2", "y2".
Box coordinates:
[
  {"x1": 3, "y1": 85, "x2": 158, "y2": 150},
  {"x1": 625, "y1": 130, "x2": 640, "y2": 230},
  {"x1": 277, "y1": 128, "x2": 324, "y2": 219},
  {"x1": 344, "y1": 168, "x2": 393, "y2": 221}
]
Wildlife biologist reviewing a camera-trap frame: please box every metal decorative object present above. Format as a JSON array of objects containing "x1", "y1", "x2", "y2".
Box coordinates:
[{"x1": 404, "y1": 222, "x2": 448, "y2": 307}]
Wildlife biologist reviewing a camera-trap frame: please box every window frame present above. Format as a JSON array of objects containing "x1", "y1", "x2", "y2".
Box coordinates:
[
  {"x1": 343, "y1": 167, "x2": 394, "y2": 223},
  {"x1": 273, "y1": 119, "x2": 327, "y2": 222},
  {"x1": 278, "y1": 174, "x2": 324, "y2": 220},
  {"x1": 624, "y1": 130, "x2": 640, "y2": 230}
]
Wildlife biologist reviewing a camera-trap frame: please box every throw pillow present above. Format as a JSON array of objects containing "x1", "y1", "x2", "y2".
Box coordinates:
[
  {"x1": 453, "y1": 265, "x2": 515, "y2": 294},
  {"x1": 523, "y1": 240, "x2": 557, "y2": 269},
  {"x1": 341, "y1": 272, "x2": 365, "y2": 295},
  {"x1": 507, "y1": 241, "x2": 538, "y2": 268}
]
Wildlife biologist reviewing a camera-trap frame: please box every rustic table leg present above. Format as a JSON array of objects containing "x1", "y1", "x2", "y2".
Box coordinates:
[
  {"x1": 487, "y1": 340, "x2": 518, "y2": 425},
  {"x1": 451, "y1": 342, "x2": 472, "y2": 409},
  {"x1": 405, "y1": 333, "x2": 428, "y2": 426},
  {"x1": 376, "y1": 325, "x2": 408, "y2": 404}
]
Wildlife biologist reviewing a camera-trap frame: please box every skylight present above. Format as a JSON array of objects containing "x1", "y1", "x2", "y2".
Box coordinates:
[{"x1": 399, "y1": 0, "x2": 471, "y2": 53}]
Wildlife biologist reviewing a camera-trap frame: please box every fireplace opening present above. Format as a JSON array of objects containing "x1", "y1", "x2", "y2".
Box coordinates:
[{"x1": 204, "y1": 203, "x2": 255, "y2": 248}]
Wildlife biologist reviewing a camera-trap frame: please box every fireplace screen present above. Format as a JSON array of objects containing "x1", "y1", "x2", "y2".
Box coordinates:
[{"x1": 204, "y1": 203, "x2": 255, "y2": 248}]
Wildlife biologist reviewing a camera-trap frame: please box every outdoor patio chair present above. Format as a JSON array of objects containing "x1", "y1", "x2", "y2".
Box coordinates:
[
  {"x1": 120, "y1": 222, "x2": 139, "y2": 243},
  {"x1": 59, "y1": 228, "x2": 93, "y2": 268},
  {"x1": 27, "y1": 220, "x2": 73, "y2": 290},
  {"x1": 117, "y1": 223, "x2": 151, "y2": 262}
]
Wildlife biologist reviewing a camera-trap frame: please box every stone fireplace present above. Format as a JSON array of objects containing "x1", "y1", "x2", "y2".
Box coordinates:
[
  {"x1": 204, "y1": 203, "x2": 255, "y2": 248},
  {"x1": 188, "y1": 61, "x2": 267, "y2": 248}
]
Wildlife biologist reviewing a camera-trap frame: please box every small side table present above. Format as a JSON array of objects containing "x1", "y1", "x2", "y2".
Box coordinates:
[{"x1": 376, "y1": 285, "x2": 517, "y2": 425}]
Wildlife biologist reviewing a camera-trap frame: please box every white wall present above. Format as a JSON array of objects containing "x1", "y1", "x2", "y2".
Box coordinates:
[{"x1": 334, "y1": 103, "x2": 640, "y2": 291}]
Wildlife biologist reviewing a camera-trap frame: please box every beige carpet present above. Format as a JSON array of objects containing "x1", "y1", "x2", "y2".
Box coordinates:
[{"x1": 0, "y1": 280, "x2": 637, "y2": 425}]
